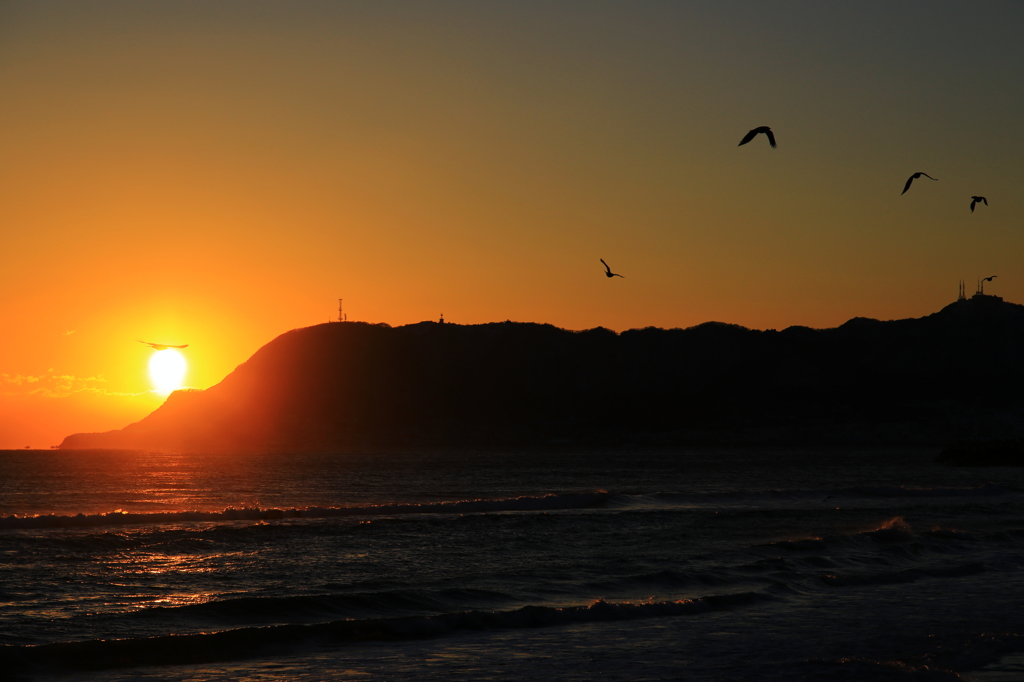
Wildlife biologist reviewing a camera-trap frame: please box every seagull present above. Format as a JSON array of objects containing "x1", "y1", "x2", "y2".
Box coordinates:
[
  {"x1": 600, "y1": 259, "x2": 624, "y2": 278},
  {"x1": 901, "y1": 172, "x2": 937, "y2": 195},
  {"x1": 970, "y1": 196, "x2": 988, "y2": 212},
  {"x1": 137, "y1": 340, "x2": 189, "y2": 350},
  {"x1": 983, "y1": 276, "x2": 997, "y2": 283},
  {"x1": 738, "y1": 126, "x2": 776, "y2": 149}
]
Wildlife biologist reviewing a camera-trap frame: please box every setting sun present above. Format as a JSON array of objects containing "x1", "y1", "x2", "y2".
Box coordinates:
[{"x1": 149, "y1": 350, "x2": 187, "y2": 395}]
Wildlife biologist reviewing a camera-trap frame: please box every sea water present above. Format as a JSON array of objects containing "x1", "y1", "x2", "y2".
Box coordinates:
[{"x1": 1, "y1": 447, "x2": 1023, "y2": 681}]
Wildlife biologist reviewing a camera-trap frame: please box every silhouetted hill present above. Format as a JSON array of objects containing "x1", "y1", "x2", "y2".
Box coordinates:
[{"x1": 61, "y1": 294, "x2": 1024, "y2": 452}]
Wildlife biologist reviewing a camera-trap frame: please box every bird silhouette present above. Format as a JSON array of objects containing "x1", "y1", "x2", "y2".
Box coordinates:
[
  {"x1": 738, "y1": 126, "x2": 776, "y2": 149},
  {"x1": 600, "y1": 259, "x2": 624, "y2": 278},
  {"x1": 901, "y1": 172, "x2": 937, "y2": 195},
  {"x1": 137, "y1": 340, "x2": 189, "y2": 350},
  {"x1": 970, "y1": 196, "x2": 988, "y2": 212},
  {"x1": 983, "y1": 276, "x2": 997, "y2": 283}
]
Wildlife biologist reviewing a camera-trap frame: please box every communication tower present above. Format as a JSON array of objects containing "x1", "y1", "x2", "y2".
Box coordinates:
[{"x1": 338, "y1": 299, "x2": 347, "y2": 322}]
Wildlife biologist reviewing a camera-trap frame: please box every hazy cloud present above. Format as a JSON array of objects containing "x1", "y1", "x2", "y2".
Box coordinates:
[{"x1": 0, "y1": 373, "x2": 149, "y2": 398}]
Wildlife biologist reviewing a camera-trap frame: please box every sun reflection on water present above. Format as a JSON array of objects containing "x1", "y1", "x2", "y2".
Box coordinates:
[
  {"x1": 107, "y1": 545, "x2": 255, "y2": 571},
  {"x1": 106, "y1": 552, "x2": 219, "y2": 575}
]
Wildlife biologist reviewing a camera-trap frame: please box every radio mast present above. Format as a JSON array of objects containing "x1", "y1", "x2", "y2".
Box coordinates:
[{"x1": 338, "y1": 299, "x2": 347, "y2": 322}]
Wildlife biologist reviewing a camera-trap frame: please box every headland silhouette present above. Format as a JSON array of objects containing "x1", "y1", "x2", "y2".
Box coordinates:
[{"x1": 60, "y1": 292, "x2": 1024, "y2": 454}]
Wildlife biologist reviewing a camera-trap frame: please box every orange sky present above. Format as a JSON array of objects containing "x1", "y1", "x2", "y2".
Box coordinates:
[{"x1": 2, "y1": 1, "x2": 1023, "y2": 448}]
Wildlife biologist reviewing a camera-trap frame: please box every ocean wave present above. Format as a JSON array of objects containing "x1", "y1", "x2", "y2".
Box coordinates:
[
  {"x1": 846, "y1": 483, "x2": 1010, "y2": 498},
  {"x1": 0, "y1": 593, "x2": 767, "y2": 675},
  {"x1": 632, "y1": 483, "x2": 1014, "y2": 508},
  {"x1": 818, "y1": 562, "x2": 986, "y2": 588},
  {"x1": 0, "y1": 492, "x2": 610, "y2": 531},
  {"x1": 130, "y1": 587, "x2": 518, "y2": 625},
  {"x1": 589, "y1": 568, "x2": 739, "y2": 592},
  {"x1": 3, "y1": 483, "x2": 1011, "y2": 531},
  {"x1": 770, "y1": 517, "x2": 933, "y2": 550},
  {"x1": 798, "y1": 656, "x2": 965, "y2": 681}
]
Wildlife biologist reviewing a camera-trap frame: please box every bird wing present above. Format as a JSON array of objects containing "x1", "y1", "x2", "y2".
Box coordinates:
[
  {"x1": 138, "y1": 340, "x2": 187, "y2": 349},
  {"x1": 737, "y1": 129, "x2": 757, "y2": 146},
  {"x1": 901, "y1": 175, "x2": 915, "y2": 194},
  {"x1": 921, "y1": 172, "x2": 937, "y2": 181},
  {"x1": 982, "y1": 197, "x2": 988, "y2": 205},
  {"x1": 765, "y1": 129, "x2": 777, "y2": 148},
  {"x1": 971, "y1": 199, "x2": 976, "y2": 212},
  {"x1": 600, "y1": 258, "x2": 611, "y2": 273}
]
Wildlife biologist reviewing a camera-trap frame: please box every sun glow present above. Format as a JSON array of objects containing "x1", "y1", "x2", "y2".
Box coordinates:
[{"x1": 149, "y1": 350, "x2": 187, "y2": 395}]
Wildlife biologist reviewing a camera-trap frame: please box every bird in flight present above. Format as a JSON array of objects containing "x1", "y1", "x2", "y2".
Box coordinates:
[
  {"x1": 970, "y1": 196, "x2": 988, "y2": 212},
  {"x1": 901, "y1": 172, "x2": 937, "y2": 195},
  {"x1": 983, "y1": 276, "x2": 997, "y2": 283},
  {"x1": 600, "y1": 259, "x2": 624, "y2": 278},
  {"x1": 137, "y1": 340, "x2": 189, "y2": 350},
  {"x1": 738, "y1": 126, "x2": 776, "y2": 149}
]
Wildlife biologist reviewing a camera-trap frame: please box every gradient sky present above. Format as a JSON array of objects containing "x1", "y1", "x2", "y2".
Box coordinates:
[{"x1": 2, "y1": 1, "x2": 1023, "y2": 448}]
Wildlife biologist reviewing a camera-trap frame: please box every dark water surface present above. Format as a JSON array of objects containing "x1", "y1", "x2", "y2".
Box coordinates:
[{"x1": 2, "y1": 447, "x2": 1023, "y2": 680}]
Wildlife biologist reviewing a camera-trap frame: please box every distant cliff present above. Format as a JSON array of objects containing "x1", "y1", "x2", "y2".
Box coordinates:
[{"x1": 61, "y1": 294, "x2": 1024, "y2": 452}]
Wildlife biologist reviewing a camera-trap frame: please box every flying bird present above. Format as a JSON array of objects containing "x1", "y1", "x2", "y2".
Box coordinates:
[
  {"x1": 970, "y1": 196, "x2": 988, "y2": 212},
  {"x1": 137, "y1": 340, "x2": 189, "y2": 351},
  {"x1": 901, "y1": 172, "x2": 937, "y2": 195},
  {"x1": 983, "y1": 276, "x2": 997, "y2": 283},
  {"x1": 600, "y1": 259, "x2": 624, "y2": 278},
  {"x1": 737, "y1": 126, "x2": 776, "y2": 149}
]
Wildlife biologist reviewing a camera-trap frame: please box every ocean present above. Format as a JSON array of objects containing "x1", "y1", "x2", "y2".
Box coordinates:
[{"x1": 1, "y1": 447, "x2": 1023, "y2": 681}]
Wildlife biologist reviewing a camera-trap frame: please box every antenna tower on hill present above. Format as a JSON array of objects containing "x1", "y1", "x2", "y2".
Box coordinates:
[{"x1": 338, "y1": 299, "x2": 347, "y2": 322}]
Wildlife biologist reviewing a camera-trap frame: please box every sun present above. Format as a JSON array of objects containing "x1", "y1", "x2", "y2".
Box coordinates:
[{"x1": 149, "y1": 349, "x2": 187, "y2": 395}]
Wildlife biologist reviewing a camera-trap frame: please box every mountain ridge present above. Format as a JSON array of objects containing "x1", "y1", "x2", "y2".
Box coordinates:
[{"x1": 60, "y1": 294, "x2": 1024, "y2": 452}]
